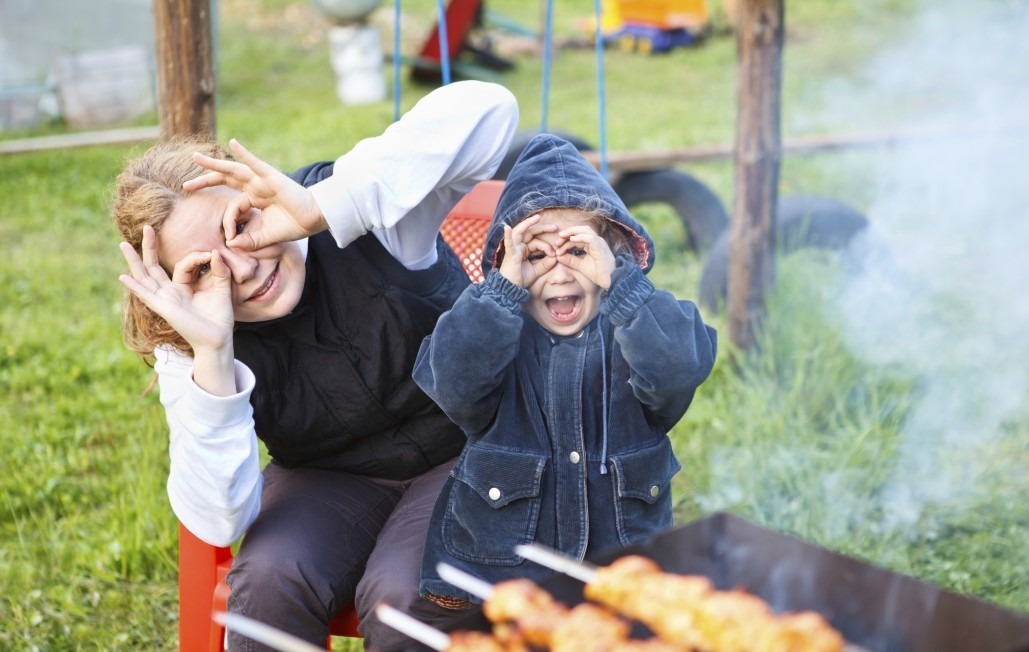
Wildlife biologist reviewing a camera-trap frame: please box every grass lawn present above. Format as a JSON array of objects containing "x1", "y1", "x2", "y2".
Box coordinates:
[{"x1": 2, "y1": 0, "x2": 1027, "y2": 649}]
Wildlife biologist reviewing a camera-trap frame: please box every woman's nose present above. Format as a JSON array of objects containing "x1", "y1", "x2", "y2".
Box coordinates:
[{"x1": 218, "y1": 247, "x2": 259, "y2": 284}]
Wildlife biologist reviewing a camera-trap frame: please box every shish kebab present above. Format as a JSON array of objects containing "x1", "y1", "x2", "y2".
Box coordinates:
[
  {"x1": 436, "y1": 562, "x2": 684, "y2": 651},
  {"x1": 514, "y1": 544, "x2": 848, "y2": 652}
]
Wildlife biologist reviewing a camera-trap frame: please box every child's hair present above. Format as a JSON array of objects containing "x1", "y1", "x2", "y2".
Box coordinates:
[
  {"x1": 110, "y1": 136, "x2": 234, "y2": 358},
  {"x1": 494, "y1": 191, "x2": 634, "y2": 268}
]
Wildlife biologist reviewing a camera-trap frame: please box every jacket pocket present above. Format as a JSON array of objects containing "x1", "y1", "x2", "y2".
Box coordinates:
[
  {"x1": 609, "y1": 438, "x2": 681, "y2": 546},
  {"x1": 442, "y1": 444, "x2": 547, "y2": 565}
]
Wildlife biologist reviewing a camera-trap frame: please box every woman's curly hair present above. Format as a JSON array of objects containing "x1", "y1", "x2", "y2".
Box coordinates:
[{"x1": 111, "y1": 136, "x2": 233, "y2": 359}]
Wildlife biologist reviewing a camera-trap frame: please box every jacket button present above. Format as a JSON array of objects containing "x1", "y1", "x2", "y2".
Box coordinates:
[
  {"x1": 488, "y1": 487, "x2": 501, "y2": 501},
  {"x1": 569, "y1": 451, "x2": 581, "y2": 464},
  {"x1": 650, "y1": 485, "x2": 660, "y2": 497}
]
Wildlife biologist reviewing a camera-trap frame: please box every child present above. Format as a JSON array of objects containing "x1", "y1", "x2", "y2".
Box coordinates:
[{"x1": 413, "y1": 133, "x2": 717, "y2": 604}]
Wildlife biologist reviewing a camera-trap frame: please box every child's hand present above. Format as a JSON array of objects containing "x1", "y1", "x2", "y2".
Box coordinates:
[
  {"x1": 498, "y1": 214, "x2": 558, "y2": 288},
  {"x1": 557, "y1": 225, "x2": 617, "y2": 289},
  {"x1": 118, "y1": 225, "x2": 235, "y2": 355},
  {"x1": 183, "y1": 138, "x2": 327, "y2": 251}
]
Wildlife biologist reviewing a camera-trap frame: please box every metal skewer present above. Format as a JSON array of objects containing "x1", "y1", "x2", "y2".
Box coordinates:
[
  {"x1": 436, "y1": 562, "x2": 495, "y2": 600},
  {"x1": 514, "y1": 542, "x2": 598, "y2": 583},
  {"x1": 374, "y1": 603, "x2": 451, "y2": 651},
  {"x1": 212, "y1": 612, "x2": 326, "y2": 652}
]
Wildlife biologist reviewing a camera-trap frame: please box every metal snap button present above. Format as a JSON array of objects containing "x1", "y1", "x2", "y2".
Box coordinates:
[
  {"x1": 650, "y1": 485, "x2": 660, "y2": 497},
  {"x1": 569, "y1": 451, "x2": 581, "y2": 464},
  {"x1": 488, "y1": 487, "x2": 501, "y2": 501}
]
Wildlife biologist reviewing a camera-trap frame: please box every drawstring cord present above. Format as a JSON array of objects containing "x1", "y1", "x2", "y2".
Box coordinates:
[{"x1": 598, "y1": 322, "x2": 609, "y2": 475}]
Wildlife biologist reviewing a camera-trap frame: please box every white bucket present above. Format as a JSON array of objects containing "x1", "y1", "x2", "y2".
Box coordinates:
[{"x1": 328, "y1": 23, "x2": 386, "y2": 105}]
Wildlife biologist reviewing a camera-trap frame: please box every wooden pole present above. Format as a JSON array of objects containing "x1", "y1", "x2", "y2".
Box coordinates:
[
  {"x1": 152, "y1": 0, "x2": 217, "y2": 140},
  {"x1": 728, "y1": 0, "x2": 783, "y2": 351}
]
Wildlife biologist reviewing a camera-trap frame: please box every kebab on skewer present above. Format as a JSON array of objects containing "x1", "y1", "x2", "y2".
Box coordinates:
[
  {"x1": 438, "y1": 562, "x2": 686, "y2": 652},
  {"x1": 376, "y1": 602, "x2": 529, "y2": 652},
  {"x1": 515, "y1": 544, "x2": 847, "y2": 652}
]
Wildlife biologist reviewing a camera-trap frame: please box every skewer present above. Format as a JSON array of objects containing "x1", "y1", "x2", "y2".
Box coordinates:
[
  {"x1": 374, "y1": 603, "x2": 450, "y2": 651},
  {"x1": 514, "y1": 543, "x2": 597, "y2": 583},
  {"x1": 212, "y1": 612, "x2": 326, "y2": 652},
  {"x1": 437, "y1": 562, "x2": 495, "y2": 600},
  {"x1": 376, "y1": 602, "x2": 518, "y2": 652}
]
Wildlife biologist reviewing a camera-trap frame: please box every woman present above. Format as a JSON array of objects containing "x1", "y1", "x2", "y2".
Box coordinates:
[{"x1": 112, "y1": 80, "x2": 518, "y2": 650}]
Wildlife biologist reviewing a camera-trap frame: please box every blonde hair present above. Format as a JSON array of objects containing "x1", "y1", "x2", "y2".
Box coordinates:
[{"x1": 111, "y1": 136, "x2": 233, "y2": 359}]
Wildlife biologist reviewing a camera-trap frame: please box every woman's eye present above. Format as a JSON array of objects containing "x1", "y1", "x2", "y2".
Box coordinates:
[
  {"x1": 195, "y1": 262, "x2": 211, "y2": 279},
  {"x1": 569, "y1": 247, "x2": 587, "y2": 257},
  {"x1": 235, "y1": 221, "x2": 247, "y2": 235},
  {"x1": 527, "y1": 251, "x2": 546, "y2": 262}
]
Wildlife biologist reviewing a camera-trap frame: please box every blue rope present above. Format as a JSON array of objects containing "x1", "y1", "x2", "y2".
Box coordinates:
[
  {"x1": 593, "y1": 0, "x2": 608, "y2": 177},
  {"x1": 540, "y1": 0, "x2": 555, "y2": 132},
  {"x1": 436, "y1": 0, "x2": 451, "y2": 85},
  {"x1": 393, "y1": 0, "x2": 401, "y2": 121}
]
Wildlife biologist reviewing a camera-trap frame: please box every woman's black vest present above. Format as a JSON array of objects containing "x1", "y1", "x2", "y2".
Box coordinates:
[{"x1": 233, "y1": 228, "x2": 470, "y2": 480}]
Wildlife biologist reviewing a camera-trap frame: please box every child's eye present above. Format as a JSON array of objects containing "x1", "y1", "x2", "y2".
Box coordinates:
[
  {"x1": 528, "y1": 251, "x2": 546, "y2": 262},
  {"x1": 568, "y1": 247, "x2": 587, "y2": 257},
  {"x1": 195, "y1": 262, "x2": 211, "y2": 279},
  {"x1": 235, "y1": 221, "x2": 247, "y2": 235}
]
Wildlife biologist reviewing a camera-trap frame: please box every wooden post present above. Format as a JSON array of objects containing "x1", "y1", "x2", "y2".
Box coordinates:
[
  {"x1": 152, "y1": 0, "x2": 217, "y2": 140},
  {"x1": 728, "y1": 0, "x2": 784, "y2": 351}
]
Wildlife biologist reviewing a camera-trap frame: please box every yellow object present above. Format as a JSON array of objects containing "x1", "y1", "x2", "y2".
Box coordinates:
[
  {"x1": 582, "y1": 0, "x2": 709, "y2": 39},
  {"x1": 617, "y1": 0, "x2": 709, "y2": 31}
]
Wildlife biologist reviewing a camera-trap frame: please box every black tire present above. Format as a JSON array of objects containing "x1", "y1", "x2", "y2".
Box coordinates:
[
  {"x1": 698, "y1": 195, "x2": 870, "y2": 313},
  {"x1": 612, "y1": 169, "x2": 729, "y2": 253}
]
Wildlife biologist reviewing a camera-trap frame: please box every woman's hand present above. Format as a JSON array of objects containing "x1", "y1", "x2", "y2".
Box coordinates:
[
  {"x1": 556, "y1": 225, "x2": 617, "y2": 290},
  {"x1": 498, "y1": 215, "x2": 557, "y2": 288},
  {"x1": 183, "y1": 138, "x2": 327, "y2": 251},
  {"x1": 118, "y1": 225, "x2": 235, "y2": 355}
]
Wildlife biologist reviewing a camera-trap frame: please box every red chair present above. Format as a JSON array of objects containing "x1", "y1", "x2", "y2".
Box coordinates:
[{"x1": 178, "y1": 180, "x2": 503, "y2": 651}]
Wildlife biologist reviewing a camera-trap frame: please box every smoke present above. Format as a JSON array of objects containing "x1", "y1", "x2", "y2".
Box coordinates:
[
  {"x1": 694, "y1": 1, "x2": 1029, "y2": 543},
  {"x1": 818, "y1": 1, "x2": 1029, "y2": 530}
]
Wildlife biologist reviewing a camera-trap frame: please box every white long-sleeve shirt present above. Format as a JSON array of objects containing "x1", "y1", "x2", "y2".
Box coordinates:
[{"x1": 158, "y1": 81, "x2": 518, "y2": 546}]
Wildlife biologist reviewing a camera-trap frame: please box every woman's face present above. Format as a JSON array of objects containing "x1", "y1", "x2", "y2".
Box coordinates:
[{"x1": 158, "y1": 187, "x2": 307, "y2": 323}]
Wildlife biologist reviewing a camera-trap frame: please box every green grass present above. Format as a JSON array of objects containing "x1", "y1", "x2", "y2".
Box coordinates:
[{"x1": 3, "y1": 0, "x2": 1027, "y2": 649}]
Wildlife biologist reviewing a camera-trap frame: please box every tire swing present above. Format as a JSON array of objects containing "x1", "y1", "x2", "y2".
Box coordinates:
[
  {"x1": 611, "y1": 169, "x2": 728, "y2": 253},
  {"x1": 493, "y1": 0, "x2": 728, "y2": 255},
  {"x1": 697, "y1": 195, "x2": 871, "y2": 313}
]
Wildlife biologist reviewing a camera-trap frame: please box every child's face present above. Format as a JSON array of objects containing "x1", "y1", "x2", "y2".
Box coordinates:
[{"x1": 522, "y1": 209, "x2": 605, "y2": 336}]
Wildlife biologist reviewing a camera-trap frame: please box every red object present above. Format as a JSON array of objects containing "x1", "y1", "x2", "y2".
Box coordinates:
[
  {"x1": 439, "y1": 179, "x2": 503, "y2": 282},
  {"x1": 411, "y1": 0, "x2": 484, "y2": 82},
  {"x1": 178, "y1": 180, "x2": 503, "y2": 651}
]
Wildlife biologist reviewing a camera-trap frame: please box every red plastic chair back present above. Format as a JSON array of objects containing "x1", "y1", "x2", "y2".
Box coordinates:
[{"x1": 178, "y1": 180, "x2": 502, "y2": 651}]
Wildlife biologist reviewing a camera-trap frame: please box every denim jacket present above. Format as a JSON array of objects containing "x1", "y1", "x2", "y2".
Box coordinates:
[{"x1": 414, "y1": 134, "x2": 717, "y2": 602}]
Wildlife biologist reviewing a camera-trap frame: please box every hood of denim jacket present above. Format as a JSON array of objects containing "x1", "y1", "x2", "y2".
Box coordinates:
[{"x1": 481, "y1": 133, "x2": 655, "y2": 277}]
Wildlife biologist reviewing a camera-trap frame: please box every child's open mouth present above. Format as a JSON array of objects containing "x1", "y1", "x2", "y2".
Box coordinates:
[{"x1": 546, "y1": 296, "x2": 581, "y2": 323}]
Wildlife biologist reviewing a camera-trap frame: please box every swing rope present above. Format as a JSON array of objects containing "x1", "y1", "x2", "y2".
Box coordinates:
[
  {"x1": 436, "y1": 0, "x2": 452, "y2": 86},
  {"x1": 393, "y1": 0, "x2": 451, "y2": 121},
  {"x1": 593, "y1": 0, "x2": 608, "y2": 177},
  {"x1": 540, "y1": 0, "x2": 555, "y2": 133},
  {"x1": 393, "y1": 0, "x2": 402, "y2": 121},
  {"x1": 541, "y1": 0, "x2": 608, "y2": 176}
]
